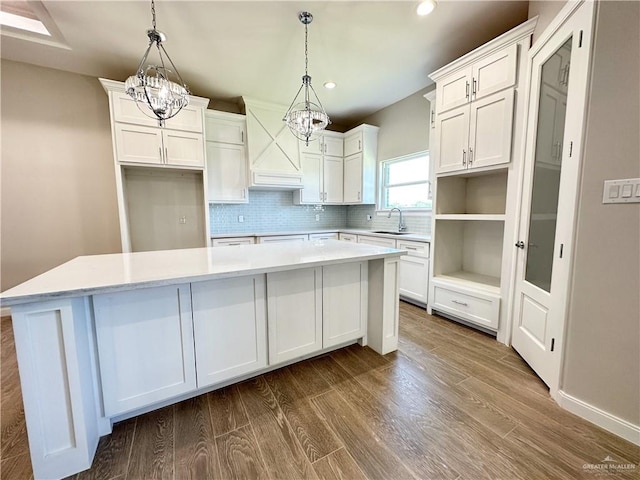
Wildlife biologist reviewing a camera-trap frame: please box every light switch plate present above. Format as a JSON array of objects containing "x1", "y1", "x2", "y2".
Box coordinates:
[{"x1": 602, "y1": 178, "x2": 640, "y2": 204}]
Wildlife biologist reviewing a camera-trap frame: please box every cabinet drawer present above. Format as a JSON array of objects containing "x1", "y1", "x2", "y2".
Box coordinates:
[
  {"x1": 257, "y1": 234, "x2": 308, "y2": 244},
  {"x1": 309, "y1": 233, "x2": 339, "y2": 241},
  {"x1": 431, "y1": 282, "x2": 500, "y2": 330},
  {"x1": 357, "y1": 235, "x2": 396, "y2": 248},
  {"x1": 211, "y1": 237, "x2": 255, "y2": 247},
  {"x1": 396, "y1": 240, "x2": 430, "y2": 258},
  {"x1": 339, "y1": 233, "x2": 357, "y2": 242}
]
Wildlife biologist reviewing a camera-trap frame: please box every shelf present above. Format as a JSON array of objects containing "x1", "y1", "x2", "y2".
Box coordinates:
[
  {"x1": 436, "y1": 170, "x2": 508, "y2": 215},
  {"x1": 433, "y1": 271, "x2": 501, "y2": 294},
  {"x1": 436, "y1": 214, "x2": 505, "y2": 221}
]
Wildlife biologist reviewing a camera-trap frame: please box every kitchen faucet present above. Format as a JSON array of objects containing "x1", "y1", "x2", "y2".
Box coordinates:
[{"x1": 388, "y1": 208, "x2": 406, "y2": 232}]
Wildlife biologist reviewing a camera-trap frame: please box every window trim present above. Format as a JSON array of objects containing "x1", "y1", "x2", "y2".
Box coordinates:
[{"x1": 378, "y1": 151, "x2": 432, "y2": 213}]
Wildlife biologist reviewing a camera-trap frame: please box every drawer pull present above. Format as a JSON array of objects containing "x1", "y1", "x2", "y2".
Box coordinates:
[
  {"x1": 451, "y1": 300, "x2": 469, "y2": 307},
  {"x1": 406, "y1": 246, "x2": 417, "y2": 250}
]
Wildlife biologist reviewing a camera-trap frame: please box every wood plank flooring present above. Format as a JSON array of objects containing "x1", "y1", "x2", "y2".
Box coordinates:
[{"x1": 2, "y1": 302, "x2": 638, "y2": 480}]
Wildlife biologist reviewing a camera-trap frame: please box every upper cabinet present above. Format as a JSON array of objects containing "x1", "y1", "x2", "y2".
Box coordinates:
[
  {"x1": 205, "y1": 111, "x2": 248, "y2": 203},
  {"x1": 435, "y1": 44, "x2": 518, "y2": 114},
  {"x1": 431, "y1": 39, "x2": 519, "y2": 175},
  {"x1": 103, "y1": 81, "x2": 208, "y2": 170},
  {"x1": 343, "y1": 124, "x2": 379, "y2": 204},
  {"x1": 242, "y1": 97, "x2": 303, "y2": 189}
]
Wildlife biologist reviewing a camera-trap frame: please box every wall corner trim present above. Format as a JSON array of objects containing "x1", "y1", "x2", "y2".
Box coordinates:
[{"x1": 556, "y1": 390, "x2": 640, "y2": 446}]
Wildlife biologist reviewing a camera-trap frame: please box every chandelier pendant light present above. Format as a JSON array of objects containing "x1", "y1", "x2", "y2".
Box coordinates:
[
  {"x1": 125, "y1": 0, "x2": 189, "y2": 127},
  {"x1": 283, "y1": 11, "x2": 330, "y2": 146}
]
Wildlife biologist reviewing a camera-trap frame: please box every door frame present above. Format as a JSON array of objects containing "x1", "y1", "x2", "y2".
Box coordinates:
[{"x1": 507, "y1": 0, "x2": 597, "y2": 397}]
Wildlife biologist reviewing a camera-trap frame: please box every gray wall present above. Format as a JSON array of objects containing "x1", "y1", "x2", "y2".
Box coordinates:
[
  {"x1": 528, "y1": 1, "x2": 568, "y2": 42},
  {"x1": 1, "y1": 60, "x2": 121, "y2": 291},
  {"x1": 560, "y1": 1, "x2": 640, "y2": 426}
]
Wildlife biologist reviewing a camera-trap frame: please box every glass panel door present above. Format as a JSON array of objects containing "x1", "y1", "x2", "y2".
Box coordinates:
[{"x1": 525, "y1": 37, "x2": 572, "y2": 292}]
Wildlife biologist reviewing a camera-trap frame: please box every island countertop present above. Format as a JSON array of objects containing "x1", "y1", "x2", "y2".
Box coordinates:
[{"x1": 0, "y1": 240, "x2": 405, "y2": 306}]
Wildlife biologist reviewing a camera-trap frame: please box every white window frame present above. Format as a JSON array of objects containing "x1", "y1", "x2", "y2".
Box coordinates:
[{"x1": 378, "y1": 151, "x2": 432, "y2": 214}]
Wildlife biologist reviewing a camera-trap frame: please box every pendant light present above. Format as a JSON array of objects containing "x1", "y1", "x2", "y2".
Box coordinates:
[
  {"x1": 283, "y1": 12, "x2": 330, "y2": 145},
  {"x1": 125, "y1": 0, "x2": 189, "y2": 127}
]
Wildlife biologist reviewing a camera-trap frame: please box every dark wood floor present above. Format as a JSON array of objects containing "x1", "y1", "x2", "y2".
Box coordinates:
[{"x1": 2, "y1": 302, "x2": 638, "y2": 480}]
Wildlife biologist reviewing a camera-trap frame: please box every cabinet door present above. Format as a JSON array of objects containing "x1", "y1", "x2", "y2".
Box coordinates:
[
  {"x1": 267, "y1": 268, "x2": 322, "y2": 364},
  {"x1": 191, "y1": 276, "x2": 267, "y2": 388},
  {"x1": 163, "y1": 130, "x2": 205, "y2": 168},
  {"x1": 323, "y1": 262, "x2": 368, "y2": 348},
  {"x1": 205, "y1": 116, "x2": 245, "y2": 144},
  {"x1": 343, "y1": 153, "x2": 363, "y2": 203},
  {"x1": 436, "y1": 66, "x2": 473, "y2": 113},
  {"x1": 299, "y1": 138, "x2": 323, "y2": 154},
  {"x1": 344, "y1": 131, "x2": 363, "y2": 157},
  {"x1": 399, "y1": 255, "x2": 429, "y2": 304},
  {"x1": 164, "y1": 105, "x2": 204, "y2": 133},
  {"x1": 468, "y1": 89, "x2": 514, "y2": 170},
  {"x1": 299, "y1": 153, "x2": 323, "y2": 204},
  {"x1": 257, "y1": 235, "x2": 308, "y2": 244},
  {"x1": 206, "y1": 142, "x2": 248, "y2": 203},
  {"x1": 471, "y1": 44, "x2": 517, "y2": 101},
  {"x1": 323, "y1": 133, "x2": 344, "y2": 157},
  {"x1": 323, "y1": 156, "x2": 344, "y2": 203},
  {"x1": 115, "y1": 123, "x2": 163, "y2": 165},
  {"x1": 436, "y1": 106, "x2": 469, "y2": 174},
  {"x1": 93, "y1": 285, "x2": 196, "y2": 416}
]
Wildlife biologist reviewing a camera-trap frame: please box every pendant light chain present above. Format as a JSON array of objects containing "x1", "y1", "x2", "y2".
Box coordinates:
[{"x1": 151, "y1": 0, "x2": 156, "y2": 31}]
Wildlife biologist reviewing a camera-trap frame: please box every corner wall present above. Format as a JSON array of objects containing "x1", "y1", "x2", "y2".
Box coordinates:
[{"x1": 0, "y1": 60, "x2": 121, "y2": 292}]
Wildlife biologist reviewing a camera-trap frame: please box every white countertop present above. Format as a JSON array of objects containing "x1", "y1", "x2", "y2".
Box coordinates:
[
  {"x1": 211, "y1": 228, "x2": 431, "y2": 243},
  {"x1": 0, "y1": 240, "x2": 404, "y2": 306}
]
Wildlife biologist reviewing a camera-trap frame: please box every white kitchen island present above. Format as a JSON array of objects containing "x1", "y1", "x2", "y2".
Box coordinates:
[{"x1": 0, "y1": 240, "x2": 404, "y2": 479}]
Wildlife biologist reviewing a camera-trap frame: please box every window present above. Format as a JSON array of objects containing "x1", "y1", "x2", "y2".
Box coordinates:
[{"x1": 379, "y1": 152, "x2": 431, "y2": 211}]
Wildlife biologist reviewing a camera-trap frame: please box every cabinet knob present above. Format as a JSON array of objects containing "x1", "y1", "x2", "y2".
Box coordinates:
[{"x1": 515, "y1": 241, "x2": 525, "y2": 249}]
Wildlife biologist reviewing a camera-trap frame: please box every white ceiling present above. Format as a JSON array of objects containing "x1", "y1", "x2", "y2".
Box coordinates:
[{"x1": 0, "y1": 0, "x2": 529, "y2": 128}]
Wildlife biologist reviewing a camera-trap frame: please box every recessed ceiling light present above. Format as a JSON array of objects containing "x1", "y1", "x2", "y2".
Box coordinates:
[
  {"x1": 324, "y1": 82, "x2": 337, "y2": 89},
  {"x1": 416, "y1": 0, "x2": 437, "y2": 16}
]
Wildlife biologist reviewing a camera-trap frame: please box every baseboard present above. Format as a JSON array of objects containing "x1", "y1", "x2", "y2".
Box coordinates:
[
  {"x1": 0, "y1": 306, "x2": 11, "y2": 317},
  {"x1": 557, "y1": 390, "x2": 640, "y2": 446}
]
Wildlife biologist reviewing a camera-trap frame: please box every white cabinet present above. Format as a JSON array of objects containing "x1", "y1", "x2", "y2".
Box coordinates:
[
  {"x1": 398, "y1": 240, "x2": 430, "y2": 305},
  {"x1": 243, "y1": 97, "x2": 303, "y2": 188},
  {"x1": 436, "y1": 88, "x2": 514, "y2": 174},
  {"x1": 343, "y1": 124, "x2": 379, "y2": 204},
  {"x1": 93, "y1": 285, "x2": 196, "y2": 416},
  {"x1": 428, "y1": 19, "x2": 536, "y2": 334},
  {"x1": 205, "y1": 111, "x2": 248, "y2": 203},
  {"x1": 436, "y1": 43, "x2": 517, "y2": 113},
  {"x1": 357, "y1": 235, "x2": 396, "y2": 248},
  {"x1": 115, "y1": 123, "x2": 205, "y2": 168},
  {"x1": 322, "y1": 132, "x2": 344, "y2": 157},
  {"x1": 267, "y1": 268, "x2": 322, "y2": 364},
  {"x1": 211, "y1": 236, "x2": 255, "y2": 247},
  {"x1": 100, "y1": 79, "x2": 210, "y2": 253},
  {"x1": 294, "y1": 153, "x2": 344, "y2": 204},
  {"x1": 309, "y1": 232, "x2": 339, "y2": 241},
  {"x1": 339, "y1": 233, "x2": 357, "y2": 242},
  {"x1": 191, "y1": 276, "x2": 267, "y2": 387},
  {"x1": 257, "y1": 234, "x2": 308, "y2": 244},
  {"x1": 323, "y1": 262, "x2": 368, "y2": 348}
]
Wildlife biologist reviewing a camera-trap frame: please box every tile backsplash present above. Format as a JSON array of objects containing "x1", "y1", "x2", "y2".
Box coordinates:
[
  {"x1": 209, "y1": 191, "x2": 347, "y2": 234},
  {"x1": 209, "y1": 191, "x2": 431, "y2": 236}
]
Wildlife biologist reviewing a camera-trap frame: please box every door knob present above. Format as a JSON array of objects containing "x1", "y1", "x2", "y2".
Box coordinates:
[{"x1": 515, "y1": 241, "x2": 525, "y2": 249}]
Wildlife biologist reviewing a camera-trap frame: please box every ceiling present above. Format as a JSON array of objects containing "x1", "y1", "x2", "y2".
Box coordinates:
[{"x1": 0, "y1": 1, "x2": 529, "y2": 128}]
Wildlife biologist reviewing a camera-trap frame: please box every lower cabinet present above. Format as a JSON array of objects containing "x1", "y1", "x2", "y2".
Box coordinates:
[
  {"x1": 191, "y1": 276, "x2": 267, "y2": 388},
  {"x1": 266, "y1": 268, "x2": 322, "y2": 364},
  {"x1": 323, "y1": 262, "x2": 368, "y2": 348},
  {"x1": 397, "y1": 240, "x2": 430, "y2": 305},
  {"x1": 430, "y1": 280, "x2": 500, "y2": 329},
  {"x1": 93, "y1": 285, "x2": 196, "y2": 416}
]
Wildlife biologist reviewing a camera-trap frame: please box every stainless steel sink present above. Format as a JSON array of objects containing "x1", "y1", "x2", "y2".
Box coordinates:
[{"x1": 371, "y1": 230, "x2": 411, "y2": 235}]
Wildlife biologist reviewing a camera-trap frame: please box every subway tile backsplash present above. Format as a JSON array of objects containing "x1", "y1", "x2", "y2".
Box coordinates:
[{"x1": 209, "y1": 191, "x2": 431, "y2": 236}]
